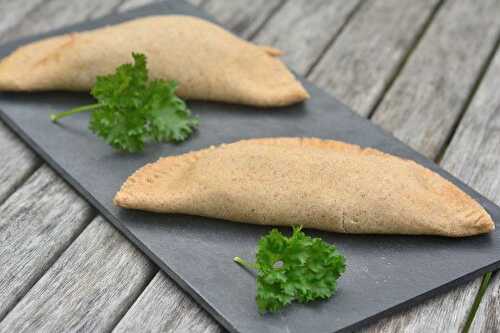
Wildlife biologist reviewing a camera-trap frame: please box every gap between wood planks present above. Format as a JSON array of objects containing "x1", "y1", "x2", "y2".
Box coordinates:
[
  {"x1": 0, "y1": 0, "x2": 467, "y2": 329},
  {"x1": 450, "y1": 33, "x2": 500, "y2": 333},
  {"x1": 434, "y1": 33, "x2": 500, "y2": 164},
  {"x1": 362, "y1": 1, "x2": 500, "y2": 328},
  {"x1": 462, "y1": 271, "x2": 494, "y2": 333},
  {"x1": 246, "y1": 0, "x2": 287, "y2": 41},
  {"x1": 0, "y1": 211, "x2": 97, "y2": 323},
  {"x1": 0, "y1": 0, "x2": 497, "y2": 330},
  {"x1": 106, "y1": 273, "x2": 158, "y2": 332},
  {"x1": 0, "y1": 160, "x2": 42, "y2": 207},
  {"x1": 111, "y1": 0, "x2": 134, "y2": 14},
  {"x1": 0, "y1": 0, "x2": 296, "y2": 328},
  {"x1": 365, "y1": 0, "x2": 446, "y2": 120},
  {"x1": 110, "y1": 0, "x2": 468, "y2": 330},
  {"x1": 304, "y1": 0, "x2": 366, "y2": 78},
  {"x1": 0, "y1": 0, "x2": 144, "y2": 321},
  {"x1": 0, "y1": 0, "x2": 367, "y2": 330}
]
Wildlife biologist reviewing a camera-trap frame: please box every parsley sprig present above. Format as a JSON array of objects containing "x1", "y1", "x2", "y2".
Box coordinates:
[
  {"x1": 234, "y1": 226, "x2": 346, "y2": 313},
  {"x1": 50, "y1": 53, "x2": 198, "y2": 153}
]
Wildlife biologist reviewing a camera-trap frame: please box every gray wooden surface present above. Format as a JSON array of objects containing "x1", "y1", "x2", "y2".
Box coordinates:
[{"x1": 0, "y1": 0, "x2": 498, "y2": 332}]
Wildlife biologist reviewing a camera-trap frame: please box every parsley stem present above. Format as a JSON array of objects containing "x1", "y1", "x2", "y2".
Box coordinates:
[
  {"x1": 233, "y1": 256, "x2": 258, "y2": 270},
  {"x1": 50, "y1": 103, "x2": 102, "y2": 122}
]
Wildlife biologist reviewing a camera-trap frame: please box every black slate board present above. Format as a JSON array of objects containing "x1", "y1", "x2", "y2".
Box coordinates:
[{"x1": 0, "y1": 1, "x2": 499, "y2": 332}]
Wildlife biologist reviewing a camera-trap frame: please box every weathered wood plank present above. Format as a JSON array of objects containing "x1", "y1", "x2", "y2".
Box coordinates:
[
  {"x1": 0, "y1": 122, "x2": 39, "y2": 204},
  {"x1": 440, "y1": 54, "x2": 500, "y2": 202},
  {"x1": 113, "y1": 1, "x2": 458, "y2": 331},
  {"x1": 118, "y1": 0, "x2": 158, "y2": 11},
  {"x1": 0, "y1": 0, "x2": 138, "y2": 283},
  {"x1": 110, "y1": 0, "x2": 500, "y2": 329},
  {"x1": 254, "y1": 0, "x2": 362, "y2": 75},
  {"x1": 119, "y1": 0, "x2": 205, "y2": 11},
  {"x1": 453, "y1": 46, "x2": 500, "y2": 333},
  {"x1": 0, "y1": 166, "x2": 93, "y2": 321},
  {"x1": 362, "y1": 280, "x2": 481, "y2": 332},
  {"x1": 113, "y1": 272, "x2": 221, "y2": 333},
  {"x1": 256, "y1": 0, "x2": 499, "y2": 331},
  {"x1": 0, "y1": 0, "x2": 154, "y2": 325},
  {"x1": 0, "y1": 1, "x2": 492, "y2": 330},
  {"x1": 201, "y1": 0, "x2": 284, "y2": 39},
  {"x1": 0, "y1": 0, "x2": 124, "y2": 42},
  {"x1": 308, "y1": 0, "x2": 440, "y2": 116},
  {"x1": 89, "y1": 1, "x2": 298, "y2": 331},
  {"x1": 0, "y1": 0, "x2": 45, "y2": 43},
  {"x1": 187, "y1": 0, "x2": 206, "y2": 7},
  {"x1": 361, "y1": 6, "x2": 500, "y2": 332},
  {"x1": 257, "y1": 3, "x2": 491, "y2": 330},
  {"x1": 0, "y1": 0, "x2": 49, "y2": 203},
  {"x1": 366, "y1": 46, "x2": 500, "y2": 333},
  {"x1": 0, "y1": 0, "x2": 206, "y2": 208},
  {"x1": 371, "y1": 0, "x2": 500, "y2": 159},
  {"x1": 1, "y1": 0, "x2": 279, "y2": 330},
  {"x1": 121, "y1": 0, "x2": 282, "y2": 37},
  {"x1": 471, "y1": 272, "x2": 500, "y2": 332},
  {"x1": 0, "y1": 216, "x2": 156, "y2": 333}
]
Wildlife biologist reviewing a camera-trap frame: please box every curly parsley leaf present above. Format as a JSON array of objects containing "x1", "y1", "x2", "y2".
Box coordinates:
[
  {"x1": 234, "y1": 226, "x2": 346, "y2": 314},
  {"x1": 147, "y1": 80, "x2": 199, "y2": 142},
  {"x1": 50, "y1": 53, "x2": 198, "y2": 153}
]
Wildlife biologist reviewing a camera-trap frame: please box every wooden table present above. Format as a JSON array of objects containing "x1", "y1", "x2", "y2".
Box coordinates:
[{"x1": 0, "y1": 0, "x2": 499, "y2": 332}]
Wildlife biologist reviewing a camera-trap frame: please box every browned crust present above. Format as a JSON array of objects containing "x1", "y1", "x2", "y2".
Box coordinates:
[
  {"x1": 114, "y1": 137, "x2": 495, "y2": 236},
  {"x1": 0, "y1": 16, "x2": 308, "y2": 107}
]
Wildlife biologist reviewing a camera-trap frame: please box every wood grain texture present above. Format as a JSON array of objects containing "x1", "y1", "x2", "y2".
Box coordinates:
[
  {"x1": 115, "y1": 1, "x2": 500, "y2": 330},
  {"x1": 0, "y1": 122, "x2": 39, "y2": 204},
  {"x1": 362, "y1": 280, "x2": 481, "y2": 333},
  {"x1": 121, "y1": 0, "x2": 283, "y2": 39},
  {"x1": 0, "y1": 0, "x2": 45, "y2": 43},
  {"x1": 111, "y1": 2, "x2": 296, "y2": 330},
  {"x1": 371, "y1": 0, "x2": 500, "y2": 159},
  {"x1": 119, "y1": 0, "x2": 159, "y2": 11},
  {"x1": 119, "y1": 0, "x2": 205, "y2": 11},
  {"x1": 450, "y1": 46, "x2": 500, "y2": 333},
  {"x1": 259, "y1": 0, "x2": 499, "y2": 331},
  {"x1": 0, "y1": 0, "x2": 206, "y2": 209},
  {"x1": 0, "y1": 0, "x2": 125, "y2": 42},
  {"x1": 309, "y1": 0, "x2": 440, "y2": 116},
  {"x1": 0, "y1": 0, "x2": 158, "y2": 326},
  {"x1": 113, "y1": 272, "x2": 221, "y2": 333},
  {"x1": 0, "y1": 216, "x2": 155, "y2": 333},
  {"x1": 0, "y1": 0, "x2": 137, "y2": 270},
  {"x1": 0, "y1": 0, "x2": 277, "y2": 331},
  {"x1": 0, "y1": 0, "x2": 49, "y2": 203},
  {"x1": 253, "y1": 0, "x2": 362, "y2": 74},
  {"x1": 111, "y1": 1, "x2": 497, "y2": 331},
  {"x1": 188, "y1": 0, "x2": 206, "y2": 7},
  {"x1": 440, "y1": 51, "x2": 500, "y2": 202},
  {"x1": 0, "y1": 166, "x2": 93, "y2": 321},
  {"x1": 362, "y1": 9, "x2": 500, "y2": 333},
  {"x1": 471, "y1": 272, "x2": 500, "y2": 333},
  {"x1": 0, "y1": 0, "x2": 496, "y2": 332},
  {"x1": 201, "y1": 0, "x2": 284, "y2": 39}
]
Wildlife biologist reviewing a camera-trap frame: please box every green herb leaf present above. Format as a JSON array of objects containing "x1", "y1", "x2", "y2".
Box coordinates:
[
  {"x1": 235, "y1": 226, "x2": 346, "y2": 314},
  {"x1": 147, "y1": 80, "x2": 199, "y2": 143},
  {"x1": 51, "y1": 53, "x2": 198, "y2": 153}
]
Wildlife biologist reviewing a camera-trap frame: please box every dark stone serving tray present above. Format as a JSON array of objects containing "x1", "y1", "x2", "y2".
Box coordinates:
[{"x1": 0, "y1": 1, "x2": 499, "y2": 332}]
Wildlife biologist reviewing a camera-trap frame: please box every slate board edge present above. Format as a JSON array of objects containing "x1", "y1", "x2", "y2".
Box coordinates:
[
  {"x1": 0, "y1": 108, "x2": 240, "y2": 333},
  {"x1": 2, "y1": 104, "x2": 499, "y2": 333},
  {"x1": 0, "y1": 1, "x2": 499, "y2": 332}
]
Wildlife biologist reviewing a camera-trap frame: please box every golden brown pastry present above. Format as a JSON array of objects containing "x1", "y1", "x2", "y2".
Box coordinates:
[
  {"x1": 0, "y1": 16, "x2": 308, "y2": 107},
  {"x1": 114, "y1": 138, "x2": 494, "y2": 237}
]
